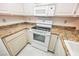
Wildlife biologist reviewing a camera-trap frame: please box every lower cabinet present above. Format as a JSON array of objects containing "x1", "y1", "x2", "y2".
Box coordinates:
[
  {"x1": 0, "y1": 39, "x2": 9, "y2": 56},
  {"x1": 55, "y1": 38, "x2": 66, "y2": 56},
  {"x1": 3, "y1": 29, "x2": 28, "y2": 56},
  {"x1": 48, "y1": 34, "x2": 58, "y2": 52},
  {"x1": 26, "y1": 29, "x2": 33, "y2": 43}
]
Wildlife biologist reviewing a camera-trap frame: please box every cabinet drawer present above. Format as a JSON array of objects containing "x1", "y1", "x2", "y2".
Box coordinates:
[{"x1": 3, "y1": 29, "x2": 26, "y2": 43}]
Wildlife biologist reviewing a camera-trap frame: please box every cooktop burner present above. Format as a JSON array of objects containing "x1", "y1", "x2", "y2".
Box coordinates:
[{"x1": 32, "y1": 26, "x2": 51, "y2": 32}]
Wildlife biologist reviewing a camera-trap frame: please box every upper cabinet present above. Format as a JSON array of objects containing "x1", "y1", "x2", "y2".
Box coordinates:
[
  {"x1": 55, "y1": 3, "x2": 77, "y2": 16},
  {"x1": 76, "y1": 8, "x2": 79, "y2": 15},
  {"x1": 23, "y1": 3, "x2": 35, "y2": 16},
  {"x1": 0, "y1": 3, "x2": 24, "y2": 15},
  {"x1": 0, "y1": 3, "x2": 79, "y2": 17}
]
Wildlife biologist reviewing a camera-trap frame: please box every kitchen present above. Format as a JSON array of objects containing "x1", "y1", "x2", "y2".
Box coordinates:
[{"x1": 0, "y1": 3, "x2": 79, "y2": 56}]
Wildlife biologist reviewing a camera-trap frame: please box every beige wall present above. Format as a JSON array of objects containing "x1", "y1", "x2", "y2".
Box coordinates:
[
  {"x1": 53, "y1": 17, "x2": 79, "y2": 30},
  {"x1": 0, "y1": 15, "x2": 24, "y2": 23},
  {"x1": 0, "y1": 15, "x2": 79, "y2": 30}
]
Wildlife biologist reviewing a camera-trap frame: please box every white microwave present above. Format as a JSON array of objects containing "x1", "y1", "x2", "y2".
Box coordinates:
[{"x1": 34, "y1": 4, "x2": 55, "y2": 16}]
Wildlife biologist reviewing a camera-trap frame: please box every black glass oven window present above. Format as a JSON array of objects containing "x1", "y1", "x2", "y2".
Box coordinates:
[{"x1": 33, "y1": 33, "x2": 45, "y2": 43}]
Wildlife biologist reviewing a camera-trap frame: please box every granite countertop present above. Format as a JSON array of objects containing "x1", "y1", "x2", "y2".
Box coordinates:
[
  {"x1": 51, "y1": 27, "x2": 79, "y2": 41},
  {"x1": 0, "y1": 23, "x2": 35, "y2": 39}
]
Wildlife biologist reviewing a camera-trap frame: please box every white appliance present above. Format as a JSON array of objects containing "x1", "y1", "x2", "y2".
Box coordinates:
[
  {"x1": 34, "y1": 4, "x2": 55, "y2": 16},
  {"x1": 31, "y1": 20, "x2": 52, "y2": 51}
]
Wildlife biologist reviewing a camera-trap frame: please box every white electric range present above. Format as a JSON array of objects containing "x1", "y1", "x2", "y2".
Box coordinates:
[{"x1": 31, "y1": 20, "x2": 52, "y2": 51}]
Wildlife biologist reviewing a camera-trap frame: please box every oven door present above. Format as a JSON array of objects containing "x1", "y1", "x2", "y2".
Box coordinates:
[{"x1": 32, "y1": 32, "x2": 50, "y2": 47}]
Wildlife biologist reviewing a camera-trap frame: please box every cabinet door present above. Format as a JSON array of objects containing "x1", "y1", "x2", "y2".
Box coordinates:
[
  {"x1": 24, "y1": 3, "x2": 35, "y2": 15},
  {"x1": 48, "y1": 34, "x2": 58, "y2": 52},
  {"x1": 6, "y1": 33, "x2": 27, "y2": 56},
  {"x1": 8, "y1": 3, "x2": 24, "y2": 13},
  {"x1": 0, "y1": 3, "x2": 24, "y2": 15},
  {"x1": 55, "y1": 3, "x2": 76, "y2": 16},
  {"x1": 0, "y1": 39, "x2": 9, "y2": 56},
  {"x1": 3, "y1": 29, "x2": 28, "y2": 56},
  {"x1": 55, "y1": 38, "x2": 66, "y2": 56},
  {"x1": 26, "y1": 29, "x2": 33, "y2": 43}
]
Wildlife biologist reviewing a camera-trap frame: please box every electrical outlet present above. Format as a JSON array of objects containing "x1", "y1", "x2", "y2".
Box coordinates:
[{"x1": 2, "y1": 19, "x2": 6, "y2": 22}]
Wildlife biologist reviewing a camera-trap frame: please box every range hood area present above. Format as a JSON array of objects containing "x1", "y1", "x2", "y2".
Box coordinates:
[{"x1": 0, "y1": 3, "x2": 79, "y2": 56}]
